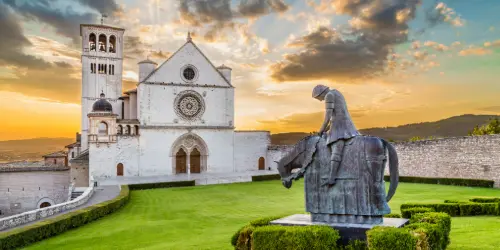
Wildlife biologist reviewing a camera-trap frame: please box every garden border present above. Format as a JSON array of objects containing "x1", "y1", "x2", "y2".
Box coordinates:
[{"x1": 0, "y1": 185, "x2": 130, "y2": 250}]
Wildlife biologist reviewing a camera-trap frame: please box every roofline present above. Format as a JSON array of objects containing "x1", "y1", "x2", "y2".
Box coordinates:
[
  {"x1": 140, "y1": 40, "x2": 234, "y2": 87},
  {"x1": 80, "y1": 24, "x2": 125, "y2": 36}
]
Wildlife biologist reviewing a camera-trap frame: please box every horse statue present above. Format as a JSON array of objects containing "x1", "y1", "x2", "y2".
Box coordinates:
[{"x1": 277, "y1": 133, "x2": 399, "y2": 224}]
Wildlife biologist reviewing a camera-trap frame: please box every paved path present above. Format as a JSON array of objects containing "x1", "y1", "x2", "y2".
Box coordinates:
[
  {"x1": 2, "y1": 185, "x2": 121, "y2": 233},
  {"x1": 97, "y1": 170, "x2": 279, "y2": 186}
]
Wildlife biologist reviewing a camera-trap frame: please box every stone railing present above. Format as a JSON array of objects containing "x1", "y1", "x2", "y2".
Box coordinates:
[
  {"x1": 0, "y1": 181, "x2": 95, "y2": 231},
  {"x1": 67, "y1": 182, "x2": 75, "y2": 202}
]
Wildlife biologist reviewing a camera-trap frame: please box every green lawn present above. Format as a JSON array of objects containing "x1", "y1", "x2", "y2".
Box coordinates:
[{"x1": 25, "y1": 181, "x2": 500, "y2": 250}]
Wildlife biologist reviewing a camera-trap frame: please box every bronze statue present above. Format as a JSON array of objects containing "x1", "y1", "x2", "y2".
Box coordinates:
[{"x1": 278, "y1": 85, "x2": 399, "y2": 225}]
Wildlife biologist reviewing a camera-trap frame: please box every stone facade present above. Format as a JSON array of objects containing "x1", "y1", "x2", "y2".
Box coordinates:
[
  {"x1": 234, "y1": 131, "x2": 271, "y2": 172},
  {"x1": 391, "y1": 134, "x2": 500, "y2": 186},
  {"x1": 0, "y1": 167, "x2": 70, "y2": 217}
]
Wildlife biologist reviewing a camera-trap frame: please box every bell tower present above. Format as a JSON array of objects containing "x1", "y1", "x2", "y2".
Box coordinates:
[{"x1": 79, "y1": 23, "x2": 125, "y2": 150}]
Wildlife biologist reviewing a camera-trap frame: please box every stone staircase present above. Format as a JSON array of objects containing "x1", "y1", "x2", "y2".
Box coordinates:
[{"x1": 70, "y1": 187, "x2": 87, "y2": 201}]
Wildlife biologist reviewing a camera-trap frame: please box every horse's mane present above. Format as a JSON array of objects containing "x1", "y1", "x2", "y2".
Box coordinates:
[{"x1": 278, "y1": 135, "x2": 316, "y2": 167}]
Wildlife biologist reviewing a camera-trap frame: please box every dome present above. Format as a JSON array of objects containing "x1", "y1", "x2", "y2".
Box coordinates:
[
  {"x1": 92, "y1": 93, "x2": 113, "y2": 112},
  {"x1": 138, "y1": 58, "x2": 157, "y2": 65}
]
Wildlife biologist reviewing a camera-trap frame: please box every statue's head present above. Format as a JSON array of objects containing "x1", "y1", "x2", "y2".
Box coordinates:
[{"x1": 312, "y1": 84, "x2": 329, "y2": 101}]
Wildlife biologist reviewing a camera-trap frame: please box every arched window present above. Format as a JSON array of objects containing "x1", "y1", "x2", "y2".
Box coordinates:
[
  {"x1": 117, "y1": 163, "x2": 124, "y2": 176},
  {"x1": 53, "y1": 159, "x2": 57, "y2": 165},
  {"x1": 98, "y1": 34, "x2": 107, "y2": 52},
  {"x1": 89, "y1": 33, "x2": 96, "y2": 51},
  {"x1": 135, "y1": 125, "x2": 139, "y2": 135},
  {"x1": 109, "y1": 35, "x2": 116, "y2": 53},
  {"x1": 98, "y1": 122, "x2": 108, "y2": 135},
  {"x1": 72, "y1": 152, "x2": 75, "y2": 158},
  {"x1": 117, "y1": 125, "x2": 123, "y2": 135},
  {"x1": 40, "y1": 202, "x2": 51, "y2": 208},
  {"x1": 127, "y1": 125, "x2": 131, "y2": 135}
]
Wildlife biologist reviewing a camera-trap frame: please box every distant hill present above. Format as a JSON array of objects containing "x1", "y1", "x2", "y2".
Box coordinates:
[
  {"x1": 270, "y1": 114, "x2": 500, "y2": 145},
  {"x1": 0, "y1": 137, "x2": 74, "y2": 163}
]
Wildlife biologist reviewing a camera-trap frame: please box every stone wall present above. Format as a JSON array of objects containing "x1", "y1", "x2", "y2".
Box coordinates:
[
  {"x1": 391, "y1": 135, "x2": 500, "y2": 186},
  {"x1": 44, "y1": 157, "x2": 66, "y2": 167},
  {"x1": 234, "y1": 131, "x2": 271, "y2": 172},
  {"x1": 0, "y1": 184, "x2": 94, "y2": 231},
  {"x1": 0, "y1": 167, "x2": 70, "y2": 217},
  {"x1": 267, "y1": 135, "x2": 500, "y2": 186},
  {"x1": 267, "y1": 145, "x2": 294, "y2": 171}
]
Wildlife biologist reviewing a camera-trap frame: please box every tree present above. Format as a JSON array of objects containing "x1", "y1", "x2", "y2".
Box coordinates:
[{"x1": 469, "y1": 118, "x2": 500, "y2": 135}]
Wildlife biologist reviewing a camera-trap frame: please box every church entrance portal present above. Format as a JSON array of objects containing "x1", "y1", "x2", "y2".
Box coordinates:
[
  {"x1": 171, "y1": 133, "x2": 208, "y2": 175},
  {"x1": 176, "y1": 148, "x2": 187, "y2": 174},
  {"x1": 190, "y1": 148, "x2": 201, "y2": 173}
]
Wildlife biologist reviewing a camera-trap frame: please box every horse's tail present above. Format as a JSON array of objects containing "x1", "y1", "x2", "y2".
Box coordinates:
[{"x1": 382, "y1": 139, "x2": 399, "y2": 202}]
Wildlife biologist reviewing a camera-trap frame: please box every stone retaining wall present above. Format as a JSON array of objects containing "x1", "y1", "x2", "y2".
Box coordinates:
[
  {"x1": 268, "y1": 135, "x2": 500, "y2": 186},
  {"x1": 0, "y1": 185, "x2": 94, "y2": 231}
]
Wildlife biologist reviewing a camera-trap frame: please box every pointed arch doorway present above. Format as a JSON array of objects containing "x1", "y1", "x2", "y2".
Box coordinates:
[
  {"x1": 171, "y1": 133, "x2": 208, "y2": 175},
  {"x1": 176, "y1": 148, "x2": 187, "y2": 174}
]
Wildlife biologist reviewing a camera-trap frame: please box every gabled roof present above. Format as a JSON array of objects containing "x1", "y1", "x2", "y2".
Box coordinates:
[
  {"x1": 141, "y1": 38, "x2": 234, "y2": 88},
  {"x1": 65, "y1": 142, "x2": 81, "y2": 148}
]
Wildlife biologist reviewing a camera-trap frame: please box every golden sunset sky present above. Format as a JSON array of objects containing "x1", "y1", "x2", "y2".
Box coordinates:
[{"x1": 1, "y1": 0, "x2": 499, "y2": 140}]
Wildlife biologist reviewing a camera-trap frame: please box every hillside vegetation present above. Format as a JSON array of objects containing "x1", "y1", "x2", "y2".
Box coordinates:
[
  {"x1": 0, "y1": 137, "x2": 73, "y2": 163},
  {"x1": 271, "y1": 114, "x2": 500, "y2": 145}
]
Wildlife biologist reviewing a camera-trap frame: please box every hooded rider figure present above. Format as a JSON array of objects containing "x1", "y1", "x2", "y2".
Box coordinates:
[{"x1": 312, "y1": 84, "x2": 360, "y2": 186}]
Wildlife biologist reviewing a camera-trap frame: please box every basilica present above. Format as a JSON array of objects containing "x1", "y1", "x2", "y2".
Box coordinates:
[{"x1": 68, "y1": 23, "x2": 278, "y2": 187}]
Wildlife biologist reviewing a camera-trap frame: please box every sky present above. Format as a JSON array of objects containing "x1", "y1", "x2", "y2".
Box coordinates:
[{"x1": 1, "y1": 0, "x2": 499, "y2": 141}]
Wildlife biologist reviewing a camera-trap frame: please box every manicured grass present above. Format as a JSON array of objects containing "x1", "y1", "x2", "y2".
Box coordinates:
[{"x1": 25, "y1": 181, "x2": 500, "y2": 250}]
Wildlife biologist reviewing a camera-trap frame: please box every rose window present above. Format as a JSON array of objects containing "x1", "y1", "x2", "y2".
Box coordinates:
[{"x1": 174, "y1": 91, "x2": 205, "y2": 120}]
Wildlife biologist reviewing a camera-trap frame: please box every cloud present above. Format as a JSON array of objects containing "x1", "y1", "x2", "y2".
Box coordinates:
[
  {"x1": 459, "y1": 47, "x2": 492, "y2": 56},
  {"x1": 477, "y1": 106, "x2": 500, "y2": 113},
  {"x1": 484, "y1": 40, "x2": 500, "y2": 48},
  {"x1": 426, "y1": 2, "x2": 465, "y2": 28},
  {"x1": 4, "y1": 0, "x2": 121, "y2": 44},
  {"x1": 177, "y1": 0, "x2": 289, "y2": 43},
  {"x1": 0, "y1": 63, "x2": 81, "y2": 104},
  {"x1": 124, "y1": 36, "x2": 153, "y2": 59},
  {"x1": 77, "y1": 0, "x2": 121, "y2": 15},
  {"x1": 150, "y1": 50, "x2": 172, "y2": 60},
  {"x1": 269, "y1": 0, "x2": 422, "y2": 82},
  {"x1": 0, "y1": 4, "x2": 51, "y2": 69}
]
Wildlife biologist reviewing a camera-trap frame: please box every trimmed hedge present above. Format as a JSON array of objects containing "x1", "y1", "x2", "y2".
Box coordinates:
[
  {"x1": 367, "y1": 212, "x2": 451, "y2": 250},
  {"x1": 252, "y1": 174, "x2": 281, "y2": 182},
  {"x1": 252, "y1": 225, "x2": 340, "y2": 250},
  {"x1": 469, "y1": 197, "x2": 500, "y2": 203},
  {"x1": 383, "y1": 176, "x2": 494, "y2": 188},
  {"x1": 231, "y1": 215, "x2": 288, "y2": 249},
  {"x1": 402, "y1": 202, "x2": 499, "y2": 217},
  {"x1": 383, "y1": 213, "x2": 402, "y2": 218},
  {"x1": 128, "y1": 180, "x2": 195, "y2": 190},
  {"x1": 401, "y1": 207, "x2": 435, "y2": 219},
  {"x1": 0, "y1": 185, "x2": 130, "y2": 250}
]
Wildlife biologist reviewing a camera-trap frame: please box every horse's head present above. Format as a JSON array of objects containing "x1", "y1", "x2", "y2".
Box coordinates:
[{"x1": 277, "y1": 135, "x2": 321, "y2": 186}]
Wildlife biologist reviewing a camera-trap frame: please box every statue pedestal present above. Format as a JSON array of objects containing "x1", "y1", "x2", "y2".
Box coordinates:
[{"x1": 270, "y1": 214, "x2": 409, "y2": 245}]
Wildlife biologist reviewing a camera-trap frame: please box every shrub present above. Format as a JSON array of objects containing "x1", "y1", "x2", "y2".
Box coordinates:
[
  {"x1": 444, "y1": 200, "x2": 459, "y2": 203},
  {"x1": 367, "y1": 227, "x2": 418, "y2": 250},
  {"x1": 252, "y1": 174, "x2": 281, "y2": 182},
  {"x1": 459, "y1": 203, "x2": 498, "y2": 216},
  {"x1": 469, "y1": 197, "x2": 500, "y2": 203},
  {"x1": 383, "y1": 176, "x2": 494, "y2": 188},
  {"x1": 252, "y1": 225, "x2": 340, "y2": 250},
  {"x1": 401, "y1": 203, "x2": 460, "y2": 216},
  {"x1": 232, "y1": 215, "x2": 288, "y2": 248},
  {"x1": 0, "y1": 185, "x2": 130, "y2": 250},
  {"x1": 384, "y1": 213, "x2": 402, "y2": 218},
  {"x1": 128, "y1": 180, "x2": 195, "y2": 190},
  {"x1": 410, "y1": 212, "x2": 451, "y2": 249},
  {"x1": 344, "y1": 240, "x2": 368, "y2": 250},
  {"x1": 401, "y1": 207, "x2": 435, "y2": 219}
]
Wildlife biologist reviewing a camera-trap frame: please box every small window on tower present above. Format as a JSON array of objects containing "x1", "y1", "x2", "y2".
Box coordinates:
[
  {"x1": 98, "y1": 122, "x2": 108, "y2": 135},
  {"x1": 99, "y1": 34, "x2": 107, "y2": 52},
  {"x1": 89, "y1": 33, "x2": 96, "y2": 51},
  {"x1": 90, "y1": 63, "x2": 94, "y2": 74},
  {"x1": 104, "y1": 64, "x2": 107, "y2": 74},
  {"x1": 109, "y1": 35, "x2": 116, "y2": 53}
]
